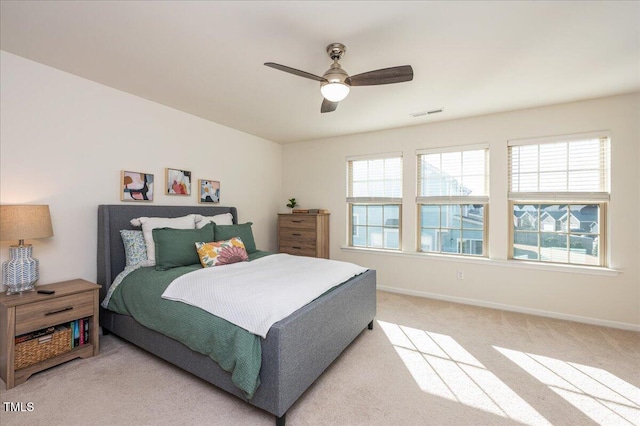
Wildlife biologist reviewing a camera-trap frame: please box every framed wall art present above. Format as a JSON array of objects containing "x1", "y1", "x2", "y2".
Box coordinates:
[
  {"x1": 121, "y1": 171, "x2": 154, "y2": 202},
  {"x1": 199, "y1": 179, "x2": 220, "y2": 203},
  {"x1": 166, "y1": 168, "x2": 191, "y2": 195}
]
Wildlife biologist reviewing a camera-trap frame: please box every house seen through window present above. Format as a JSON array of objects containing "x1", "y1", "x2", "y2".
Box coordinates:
[
  {"x1": 417, "y1": 145, "x2": 489, "y2": 256},
  {"x1": 347, "y1": 153, "x2": 402, "y2": 250},
  {"x1": 508, "y1": 132, "x2": 610, "y2": 266}
]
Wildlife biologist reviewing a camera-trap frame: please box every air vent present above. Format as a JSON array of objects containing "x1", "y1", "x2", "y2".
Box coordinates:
[{"x1": 410, "y1": 108, "x2": 443, "y2": 118}]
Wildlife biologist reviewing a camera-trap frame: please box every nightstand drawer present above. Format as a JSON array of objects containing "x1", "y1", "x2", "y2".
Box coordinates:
[
  {"x1": 279, "y1": 215, "x2": 318, "y2": 229},
  {"x1": 15, "y1": 292, "x2": 94, "y2": 335}
]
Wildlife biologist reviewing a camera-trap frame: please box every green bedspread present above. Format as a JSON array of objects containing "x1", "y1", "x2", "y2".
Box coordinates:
[{"x1": 106, "y1": 251, "x2": 271, "y2": 398}]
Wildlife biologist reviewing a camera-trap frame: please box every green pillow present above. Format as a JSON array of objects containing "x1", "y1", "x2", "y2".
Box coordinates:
[
  {"x1": 213, "y1": 222, "x2": 257, "y2": 253},
  {"x1": 153, "y1": 222, "x2": 214, "y2": 270}
]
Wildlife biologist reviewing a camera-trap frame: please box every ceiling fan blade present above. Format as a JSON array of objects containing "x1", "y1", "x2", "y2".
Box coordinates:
[
  {"x1": 321, "y1": 98, "x2": 339, "y2": 113},
  {"x1": 345, "y1": 65, "x2": 413, "y2": 86},
  {"x1": 264, "y1": 62, "x2": 327, "y2": 82}
]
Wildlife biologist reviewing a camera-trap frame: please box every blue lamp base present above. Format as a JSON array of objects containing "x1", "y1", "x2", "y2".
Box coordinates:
[{"x1": 2, "y1": 244, "x2": 39, "y2": 295}]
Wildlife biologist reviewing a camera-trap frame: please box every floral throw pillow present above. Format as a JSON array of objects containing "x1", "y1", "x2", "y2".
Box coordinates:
[
  {"x1": 120, "y1": 230, "x2": 147, "y2": 266},
  {"x1": 195, "y1": 237, "x2": 248, "y2": 267}
]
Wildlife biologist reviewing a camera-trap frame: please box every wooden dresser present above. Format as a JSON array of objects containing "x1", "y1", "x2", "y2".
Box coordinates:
[{"x1": 278, "y1": 213, "x2": 330, "y2": 258}]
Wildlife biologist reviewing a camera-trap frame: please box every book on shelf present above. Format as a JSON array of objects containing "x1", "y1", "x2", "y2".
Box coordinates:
[
  {"x1": 69, "y1": 318, "x2": 90, "y2": 348},
  {"x1": 83, "y1": 318, "x2": 89, "y2": 344},
  {"x1": 73, "y1": 320, "x2": 80, "y2": 347},
  {"x1": 79, "y1": 318, "x2": 85, "y2": 346}
]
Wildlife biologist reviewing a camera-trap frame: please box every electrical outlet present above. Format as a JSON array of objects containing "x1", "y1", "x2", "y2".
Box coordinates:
[{"x1": 456, "y1": 269, "x2": 464, "y2": 279}]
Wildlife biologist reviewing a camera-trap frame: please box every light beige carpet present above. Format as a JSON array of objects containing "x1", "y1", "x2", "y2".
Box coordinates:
[{"x1": 1, "y1": 291, "x2": 639, "y2": 426}]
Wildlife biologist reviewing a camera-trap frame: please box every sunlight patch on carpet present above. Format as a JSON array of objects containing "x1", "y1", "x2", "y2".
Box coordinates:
[
  {"x1": 378, "y1": 320, "x2": 551, "y2": 425},
  {"x1": 495, "y1": 346, "x2": 640, "y2": 425}
]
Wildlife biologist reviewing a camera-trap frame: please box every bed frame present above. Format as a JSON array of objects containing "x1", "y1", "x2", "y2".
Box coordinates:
[{"x1": 97, "y1": 205, "x2": 376, "y2": 425}]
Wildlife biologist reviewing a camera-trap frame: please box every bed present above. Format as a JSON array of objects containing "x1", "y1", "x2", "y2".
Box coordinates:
[{"x1": 97, "y1": 204, "x2": 376, "y2": 425}]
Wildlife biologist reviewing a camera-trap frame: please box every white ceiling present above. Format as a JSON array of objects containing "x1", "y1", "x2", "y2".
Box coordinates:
[{"x1": 1, "y1": 1, "x2": 638, "y2": 144}]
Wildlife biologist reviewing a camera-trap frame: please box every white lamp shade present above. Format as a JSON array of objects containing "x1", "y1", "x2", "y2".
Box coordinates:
[{"x1": 321, "y1": 82, "x2": 350, "y2": 102}]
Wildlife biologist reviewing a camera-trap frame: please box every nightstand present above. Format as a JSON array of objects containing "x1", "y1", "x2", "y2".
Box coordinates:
[{"x1": 0, "y1": 279, "x2": 101, "y2": 389}]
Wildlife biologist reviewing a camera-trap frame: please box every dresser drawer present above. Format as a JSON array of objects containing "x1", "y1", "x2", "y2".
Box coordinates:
[
  {"x1": 279, "y1": 236, "x2": 317, "y2": 250},
  {"x1": 278, "y1": 227, "x2": 317, "y2": 241},
  {"x1": 279, "y1": 215, "x2": 318, "y2": 229},
  {"x1": 15, "y1": 292, "x2": 94, "y2": 335},
  {"x1": 279, "y1": 242, "x2": 317, "y2": 257}
]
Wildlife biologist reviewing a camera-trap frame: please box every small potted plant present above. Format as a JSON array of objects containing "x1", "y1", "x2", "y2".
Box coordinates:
[{"x1": 286, "y1": 198, "x2": 297, "y2": 212}]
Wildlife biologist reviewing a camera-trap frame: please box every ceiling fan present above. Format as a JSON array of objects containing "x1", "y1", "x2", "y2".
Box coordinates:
[{"x1": 264, "y1": 43, "x2": 413, "y2": 113}]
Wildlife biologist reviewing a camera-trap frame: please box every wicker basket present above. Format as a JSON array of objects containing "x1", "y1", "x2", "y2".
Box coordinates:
[{"x1": 15, "y1": 328, "x2": 72, "y2": 369}]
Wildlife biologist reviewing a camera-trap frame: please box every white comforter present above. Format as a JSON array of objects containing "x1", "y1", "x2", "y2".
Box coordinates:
[{"x1": 161, "y1": 254, "x2": 368, "y2": 338}]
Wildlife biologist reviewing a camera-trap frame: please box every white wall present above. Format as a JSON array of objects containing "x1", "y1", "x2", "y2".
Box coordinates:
[
  {"x1": 0, "y1": 51, "x2": 282, "y2": 289},
  {"x1": 282, "y1": 93, "x2": 640, "y2": 329},
  {"x1": 3, "y1": 50, "x2": 637, "y2": 329}
]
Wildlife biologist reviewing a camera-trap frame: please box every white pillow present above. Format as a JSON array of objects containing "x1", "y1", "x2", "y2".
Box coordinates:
[
  {"x1": 194, "y1": 213, "x2": 234, "y2": 229},
  {"x1": 130, "y1": 214, "x2": 196, "y2": 264}
]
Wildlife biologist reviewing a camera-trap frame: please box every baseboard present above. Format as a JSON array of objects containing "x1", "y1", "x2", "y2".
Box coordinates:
[{"x1": 377, "y1": 285, "x2": 640, "y2": 332}]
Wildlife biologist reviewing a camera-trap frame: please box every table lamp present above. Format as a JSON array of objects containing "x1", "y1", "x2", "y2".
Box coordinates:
[{"x1": 0, "y1": 205, "x2": 54, "y2": 294}]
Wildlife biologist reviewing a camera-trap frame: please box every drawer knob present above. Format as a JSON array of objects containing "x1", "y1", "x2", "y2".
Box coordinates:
[
  {"x1": 292, "y1": 246, "x2": 301, "y2": 249},
  {"x1": 292, "y1": 233, "x2": 301, "y2": 236},
  {"x1": 45, "y1": 306, "x2": 74, "y2": 316},
  {"x1": 292, "y1": 220, "x2": 302, "y2": 223}
]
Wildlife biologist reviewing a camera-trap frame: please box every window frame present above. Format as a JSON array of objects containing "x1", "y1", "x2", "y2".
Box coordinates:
[
  {"x1": 508, "y1": 201, "x2": 607, "y2": 267},
  {"x1": 417, "y1": 203, "x2": 488, "y2": 257},
  {"x1": 507, "y1": 132, "x2": 610, "y2": 267},
  {"x1": 416, "y1": 144, "x2": 489, "y2": 257},
  {"x1": 346, "y1": 152, "x2": 403, "y2": 251},
  {"x1": 348, "y1": 203, "x2": 403, "y2": 249}
]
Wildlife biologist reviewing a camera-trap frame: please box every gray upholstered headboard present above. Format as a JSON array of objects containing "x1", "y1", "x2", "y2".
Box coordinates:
[{"x1": 97, "y1": 204, "x2": 238, "y2": 301}]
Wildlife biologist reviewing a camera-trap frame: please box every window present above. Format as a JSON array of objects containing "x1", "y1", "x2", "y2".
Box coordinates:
[
  {"x1": 508, "y1": 132, "x2": 610, "y2": 266},
  {"x1": 417, "y1": 145, "x2": 489, "y2": 256},
  {"x1": 347, "y1": 153, "x2": 402, "y2": 249}
]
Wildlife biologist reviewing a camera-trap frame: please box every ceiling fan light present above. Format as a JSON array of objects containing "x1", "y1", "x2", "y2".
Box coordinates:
[{"x1": 321, "y1": 82, "x2": 350, "y2": 102}]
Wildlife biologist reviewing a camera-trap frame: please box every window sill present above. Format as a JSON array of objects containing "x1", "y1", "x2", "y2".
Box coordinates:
[{"x1": 339, "y1": 246, "x2": 620, "y2": 276}]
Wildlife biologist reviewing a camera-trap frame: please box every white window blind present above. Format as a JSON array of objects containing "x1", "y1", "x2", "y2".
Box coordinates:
[
  {"x1": 508, "y1": 133, "x2": 610, "y2": 201},
  {"x1": 347, "y1": 154, "x2": 402, "y2": 203},
  {"x1": 416, "y1": 145, "x2": 489, "y2": 204}
]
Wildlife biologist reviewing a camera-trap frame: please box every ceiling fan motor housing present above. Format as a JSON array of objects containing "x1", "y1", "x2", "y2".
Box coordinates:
[
  {"x1": 323, "y1": 43, "x2": 349, "y2": 86},
  {"x1": 326, "y1": 42, "x2": 346, "y2": 60},
  {"x1": 321, "y1": 44, "x2": 350, "y2": 102},
  {"x1": 322, "y1": 63, "x2": 349, "y2": 84}
]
